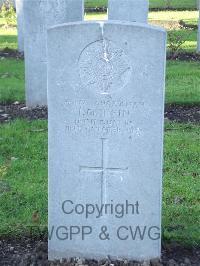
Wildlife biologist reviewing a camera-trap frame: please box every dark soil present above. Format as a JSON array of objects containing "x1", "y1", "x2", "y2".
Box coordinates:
[
  {"x1": 167, "y1": 52, "x2": 200, "y2": 61},
  {"x1": 0, "y1": 237, "x2": 199, "y2": 266},
  {"x1": 0, "y1": 103, "x2": 47, "y2": 123},
  {"x1": 0, "y1": 49, "x2": 24, "y2": 59},
  {"x1": 84, "y1": 7, "x2": 197, "y2": 13},
  {"x1": 0, "y1": 103, "x2": 199, "y2": 124},
  {"x1": 165, "y1": 105, "x2": 200, "y2": 123}
]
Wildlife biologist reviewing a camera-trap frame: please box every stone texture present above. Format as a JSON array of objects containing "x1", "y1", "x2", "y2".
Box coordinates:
[
  {"x1": 48, "y1": 21, "x2": 166, "y2": 261},
  {"x1": 108, "y1": 0, "x2": 149, "y2": 23},
  {"x1": 16, "y1": 0, "x2": 24, "y2": 52},
  {"x1": 23, "y1": 0, "x2": 84, "y2": 107}
]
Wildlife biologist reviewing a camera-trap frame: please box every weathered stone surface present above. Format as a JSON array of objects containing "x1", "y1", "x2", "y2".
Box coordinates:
[
  {"x1": 48, "y1": 21, "x2": 166, "y2": 260},
  {"x1": 108, "y1": 0, "x2": 149, "y2": 23},
  {"x1": 23, "y1": 0, "x2": 84, "y2": 107},
  {"x1": 16, "y1": 0, "x2": 24, "y2": 52}
]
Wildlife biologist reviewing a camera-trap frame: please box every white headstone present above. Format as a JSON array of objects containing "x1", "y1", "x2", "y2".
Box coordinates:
[
  {"x1": 16, "y1": 0, "x2": 24, "y2": 52},
  {"x1": 108, "y1": 0, "x2": 149, "y2": 23},
  {"x1": 48, "y1": 21, "x2": 166, "y2": 261},
  {"x1": 23, "y1": 0, "x2": 84, "y2": 107}
]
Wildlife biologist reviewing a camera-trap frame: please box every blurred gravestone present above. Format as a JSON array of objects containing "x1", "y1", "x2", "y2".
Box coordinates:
[
  {"x1": 23, "y1": 0, "x2": 84, "y2": 107},
  {"x1": 108, "y1": 0, "x2": 149, "y2": 23},
  {"x1": 16, "y1": 0, "x2": 24, "y2": 52},
  {"x1": 48, "y1": 19, "x2": 166, "y2": 260}
]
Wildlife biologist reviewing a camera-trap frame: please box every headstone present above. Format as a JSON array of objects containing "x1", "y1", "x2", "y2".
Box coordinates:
[
  {"x1": 48, "y1": 21, "x2": 166, "y2": 261},
  {"x1": 16, "y1": 0, "x2": 24, "y2": 52},
  {"x1": 108, "y1": 0, "x2": 149, "y2": 23},
  {"x1": 23, "y1": 0, "x2": 84, "y2": 107}
]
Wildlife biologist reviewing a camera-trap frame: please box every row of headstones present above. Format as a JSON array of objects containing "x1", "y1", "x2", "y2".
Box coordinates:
[
  {"x1": 15, "y1": 0, "x2": 166, "y2": 262},
  {"x1": 15, "y1": 0, "x2": 149, "y2": 107},
  {"x1": 14, "y1": 0, "x2": 200, "y2": 107}
]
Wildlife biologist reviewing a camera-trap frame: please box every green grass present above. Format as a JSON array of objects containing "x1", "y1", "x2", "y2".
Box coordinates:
[
  {"x1": 0, "y1": 120, "x2": 199, "y2": 246},
  {"x1": 0, "y1": 59, "x2": 199, "y2": 105},
  {"x1": 163, "y1": 122, "x2": 200, "y2": 245},
  {"x1": 0, "y1": 26, "x2": 17, "y2": 50},
  {"x1": 0, "y1": 58, "x2": 24, "y2": 103},
  {"x1": 168, "y1": 29, "x2": 197, "y2": 53},
  {"x1": 166, "y1": 61, "x2": 200, "y2": 104},
  {"x1": 85, "y1": 0, "x2": 107, "y2": 9},
  {"x1": 85, "y1": 0, "x2": 197, "y2": 9},
  {"x1": 149, "y1": 0, "x2": 197, "y2": 9},
  {"x1": 85, "y1": 10, "x2": 199, "y2": 28},
  {"x1": 0, "y1": 120, "x2": 48, "y2": 236}
]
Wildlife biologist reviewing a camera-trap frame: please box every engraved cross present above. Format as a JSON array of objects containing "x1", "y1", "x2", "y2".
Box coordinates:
[{"x1": 79, "y1": 138, "x2": 128, "y2": 205}]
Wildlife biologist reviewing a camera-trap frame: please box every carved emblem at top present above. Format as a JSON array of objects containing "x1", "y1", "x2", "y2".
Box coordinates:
[{"x1": 78, "y1": 40, "x2": 132, "y2": 94}]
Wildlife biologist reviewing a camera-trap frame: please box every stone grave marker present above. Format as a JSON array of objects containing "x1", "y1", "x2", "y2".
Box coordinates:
[
  {"x1": 23, "y1": 0, "x2": 84, "y2": 107},
  {"x1": 108, "y1": 0, "x2": 149, "y2": 23},
  {"x1": 16, "y1": 0, "x2": 24, "y2": 52},
  {"x1": 48, "y1": 20, "x2": 166, "y2": 261}
]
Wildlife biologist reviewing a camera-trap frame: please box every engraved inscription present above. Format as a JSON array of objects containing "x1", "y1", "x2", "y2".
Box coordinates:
[
  {"x1": 78, "y1": 40, "x2": 132, "y2": 94},
  {"x1": 64, "y1": 98, "x2": 145, "y2": 137}
]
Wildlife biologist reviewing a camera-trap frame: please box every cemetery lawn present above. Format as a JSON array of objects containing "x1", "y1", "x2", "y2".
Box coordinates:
[
  {"x1": 0, "y1": 120, "x2": 199, "y2": 246},
  {"x1": 0, "y1": 59, "x2": 200, "y2": 105},
  {"x1": 85, "y1": 0, "x2": 197, "y2": 10},
  {"x1": 0, "y1": 26, "x2": 17, "y2": 50},
  {"x1": 166, "y1": 61, "x2": 200, "y2": 105},
  {"x1": 0, "y1": 58, "x2": 24, "y2": 104},
  {"x1": 85, "y1": 11, "x2": 199, "y2": 25}
]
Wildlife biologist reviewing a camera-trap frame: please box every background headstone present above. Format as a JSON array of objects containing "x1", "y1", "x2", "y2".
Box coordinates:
[
  {"x1": 48, "y1": 21, "x2": 166, "y2": 260},
  {"x1": 16, "y1": 0, "x2": 24, "y2": 52},
  {"x1": 108, "y1": 0, "x2": 149, "y2": 23},
  {"x1": 23, "y1": 0, "x2": 84, "y2": 107}
]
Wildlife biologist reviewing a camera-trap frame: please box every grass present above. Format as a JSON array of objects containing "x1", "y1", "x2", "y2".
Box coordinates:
[
  {"x1": 166, "y1": 61, "x2": 200, "y2": 104},
  {"x1": 0, "y1": 120, "x2": 48, "y2": 236},
  {"x1": 168, "y1": 29, "x2": 197, "y2": 53},
  {"x1": 0, "y1": 59, "x2": 199, "y2": 105},
  {"x1": 0, "y1": 58, "x2": 24, "y2": 103},
  {"x1": 163, "y1": 122, "x2": 200, "y2": 245},
  {"x1": 85, "y1": 0, "x2": 197, "y2": 9},
  {"x1": 0, "y1": 26, "x2": 17, "y2": 50},
  {"x1": 85, "y1": 11, "x2": 199, "y2": 24},
  {"x1": 0, "y1": 120, "x2": 199, "y2": 246}
]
